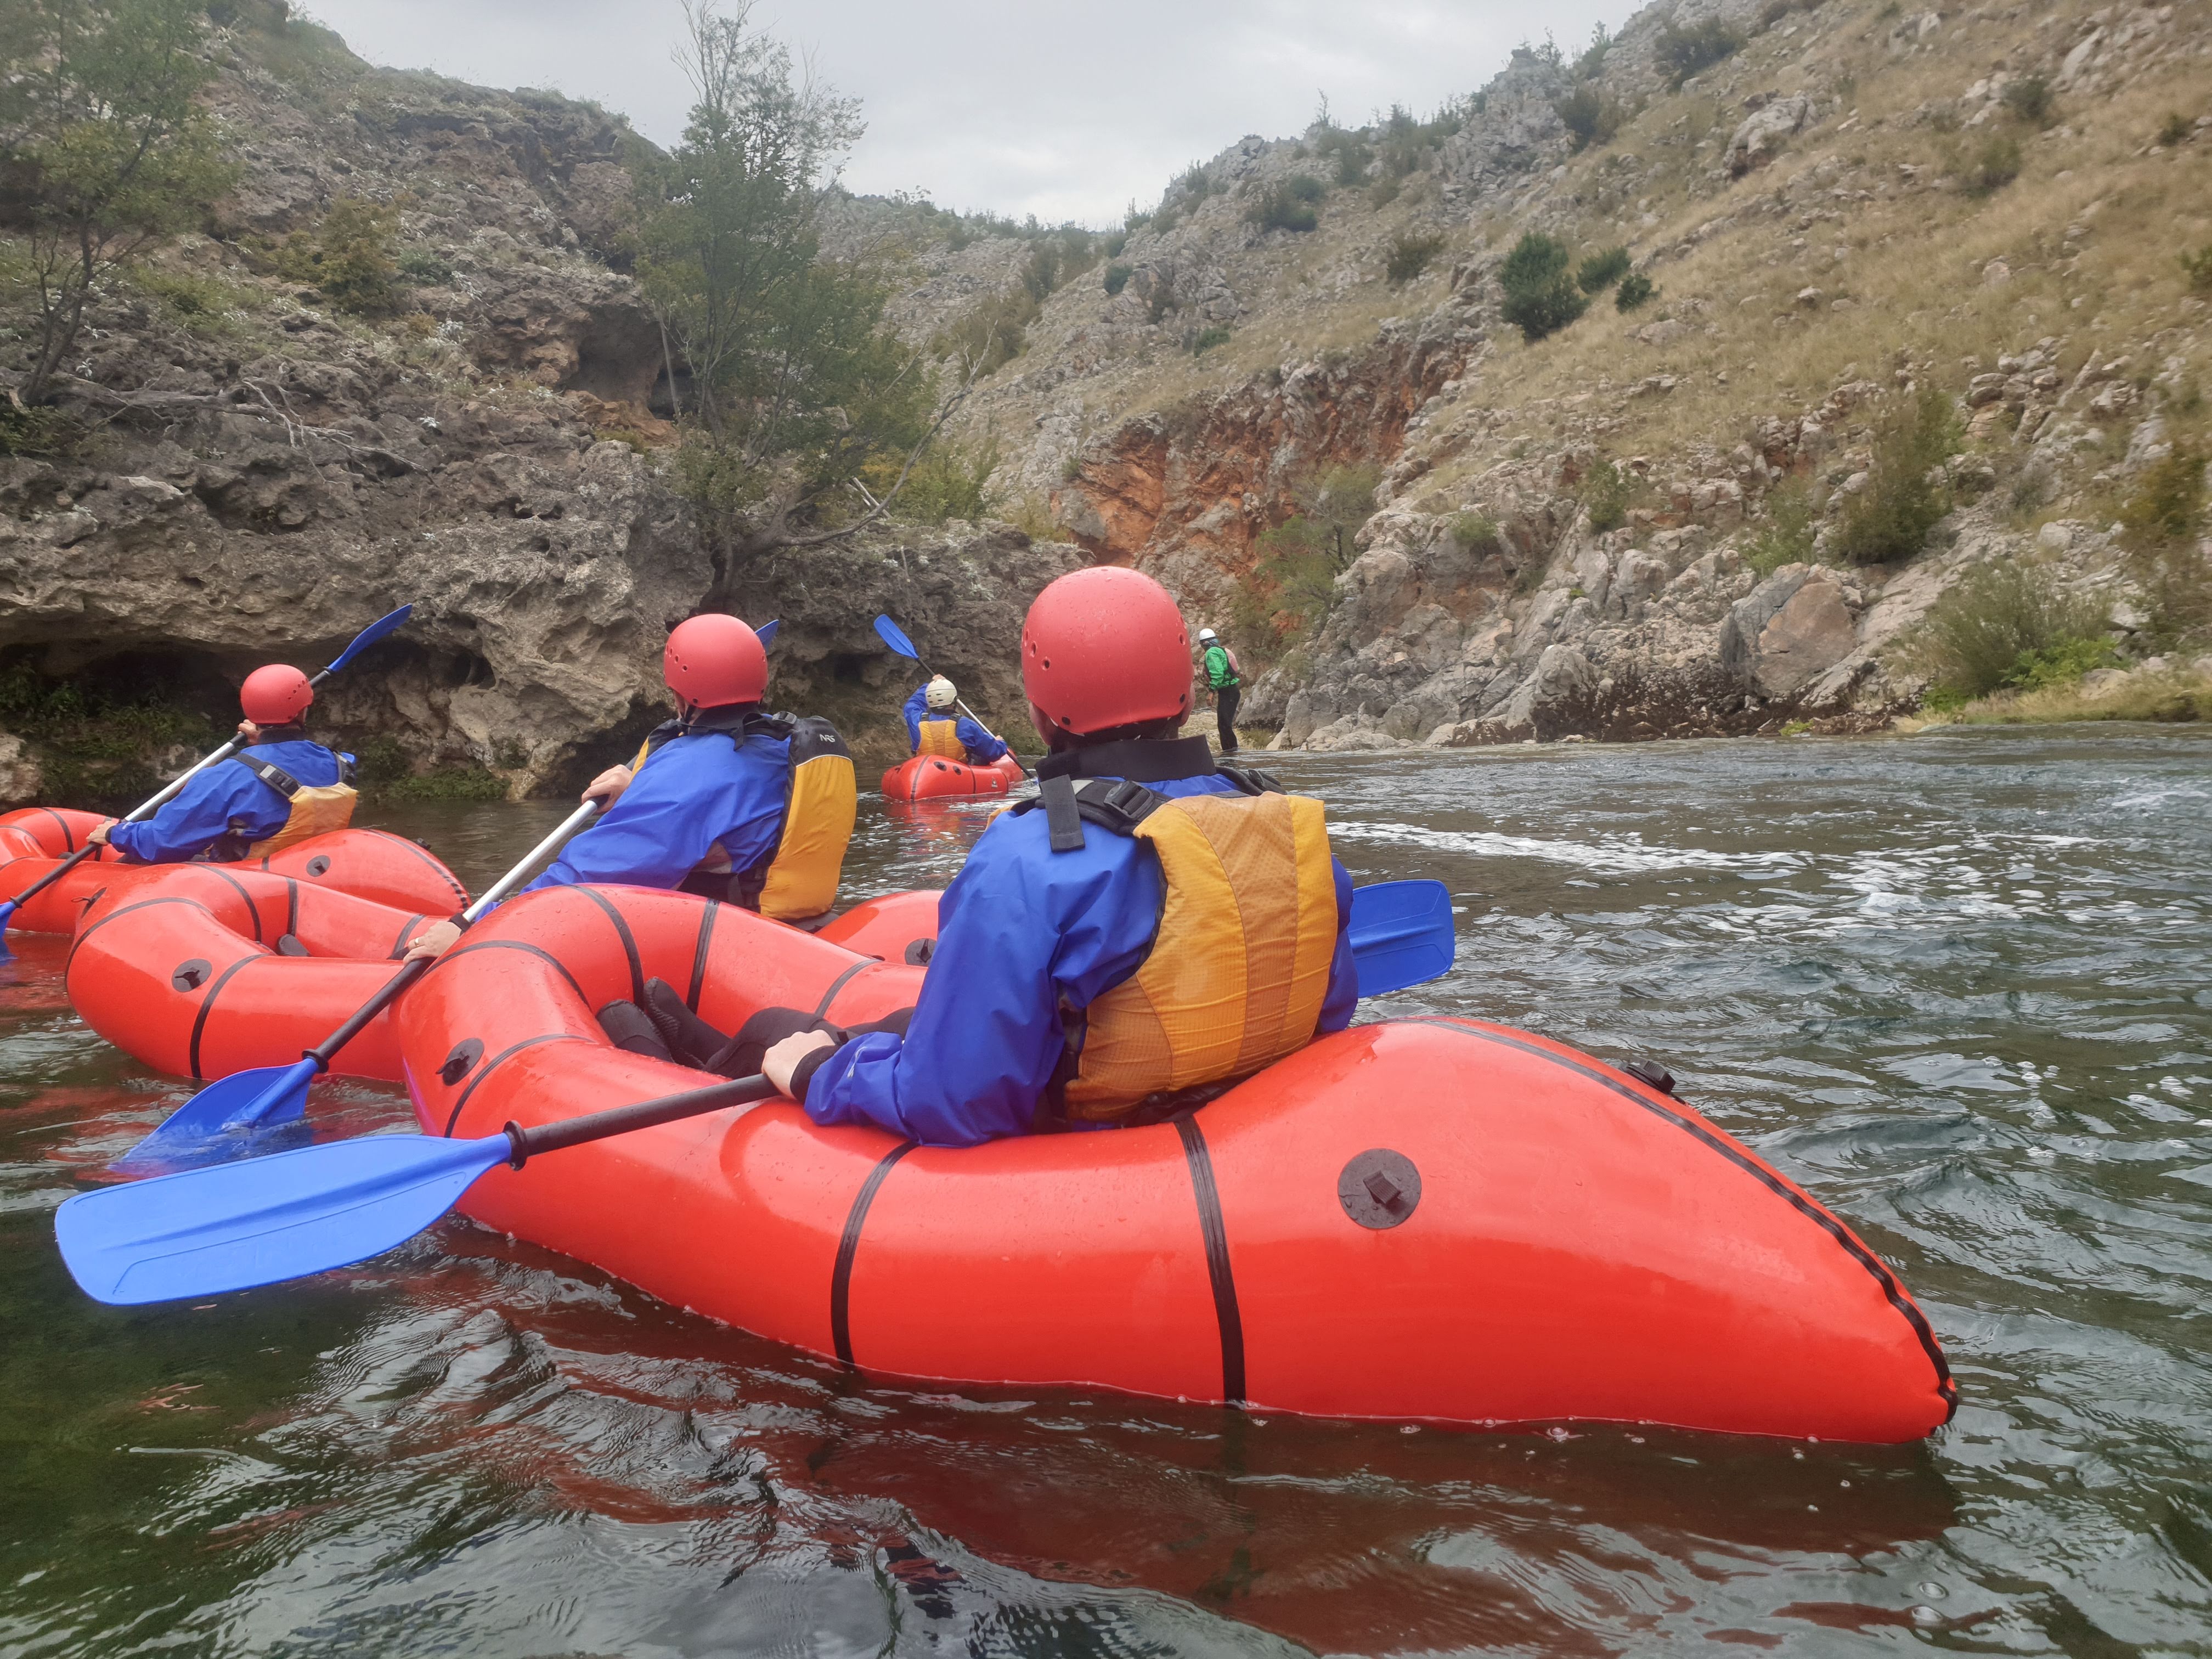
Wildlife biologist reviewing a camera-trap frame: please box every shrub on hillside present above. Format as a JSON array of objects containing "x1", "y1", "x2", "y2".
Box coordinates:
[
  {"x1": 1655, "y1": 20, "x2": 1744, "y2": 87},
  {"x1": 274, "y1": 196, "x2": 403, "y2": 313},
  {"x1": 1961, "y1": 134, "x2": 2022, "y2": 197},
  {"x1": 1999, "y1": 73, "x2": 2056, "y2": 127},
  {"x1": 1385, "y1": 230, "x2": 1447, "y2": 285},
  {"x1": 1582, "y1": 459, "x2": 1635, "y2": 532},
  {"x1": 1498, "y1": 232, "x2": 1588, "y2": 342},
  {"x1": 1102, "y1": 262, "x2": 1132, "y2": 295},
  {"x1": 1243, "y1": 463, "x2": 1381, "y2": 654},
  {"x1": 1743, "y1": 480, "x2": 1821, "y2": 574},
  {"x1": 1554, "y1": 86, "x2": 1624, "y2": 152},
  {"x1": 932, "y1": 286, "x2": 1040, "y2": 377},
  {"x1": 1831, "y1": 386, "x2": 1962, "y2": 566},
  {"x1": 1192, "y1": 325, "x2": 1231, "y2": 356},
  {"x1": 2157, "y1": 112, "x2": 2193, "y2": 147},
  {"x1": 1452, "y1": 511, "x2": 1503, "y2": 556},
  {"x1": 2181, "y1": 245, "x2": 2212, "y2": 297},
  {"x1": 396, "y1": 249, "x2": 454, "y2": 286},
  {"x1": 2120, "y1": 446, "x2": 2206, "y2": 546},
  {"x1": 1576, "y1": 246, "x2": 1632, "y2": 294},
  {"x1": 1285, "y1": 174, "x2": 1327, "y2": 204},
  {"x1": 1916, "y1": 561, "x2": 2110, "y2": 703},
  {"x1": 878, "y1": 436, "x2": 1001, "y2": 525},
  {"x1": 1615, "y1": 271, "x2": 1657, "y2": 311},
  {"x1": 1245, "y1": 182, "x2": 1319, "y2": 233}
]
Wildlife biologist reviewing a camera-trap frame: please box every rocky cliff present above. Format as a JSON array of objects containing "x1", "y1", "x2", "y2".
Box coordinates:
[{"x1": 0, "y1": 6, "x2": 1079, "y2": 803}]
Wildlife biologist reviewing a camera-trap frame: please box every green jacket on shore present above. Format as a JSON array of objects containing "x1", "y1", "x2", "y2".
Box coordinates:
[{"x1": 1201, "y1": 642, "x2": 1240, "y2": 690}]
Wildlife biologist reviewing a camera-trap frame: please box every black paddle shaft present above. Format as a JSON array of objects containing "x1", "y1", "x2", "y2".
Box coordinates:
[
  {"x1": 502, "y1": 1074, "x2": 780, "y2": 1166},
  {"x1": 307, "y1": 953, "x2": 432, "y2": 1068}
]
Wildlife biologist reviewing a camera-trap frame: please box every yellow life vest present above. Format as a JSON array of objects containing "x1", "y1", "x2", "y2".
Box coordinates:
[
  {"x1": 635, "y1": 711, "x2": 855, "y2": 922},
  {"x1": 226, "y1": 754, "x2": 358, "y2": 859},
  {"x1": 916, "y1": 714, "x2": 967, "y2": 760},
  {"x1": 1039, "y1": 775, "x2": 1338, "y2": 1122}
]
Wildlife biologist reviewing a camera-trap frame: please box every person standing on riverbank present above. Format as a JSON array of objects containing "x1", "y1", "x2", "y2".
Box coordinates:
[
  {"x1": 1199, "y1": 627, "x2": 1242, "y2": 755},
  {"x1": 755, "y1": 567, "x2": 1356, "y2": 1146},
  {"x1": 88, "y1": 665, "x2": 356, "y2": 862},
  {"x1": 404, "y1": 614, "x2": 855, "y2": 959}
]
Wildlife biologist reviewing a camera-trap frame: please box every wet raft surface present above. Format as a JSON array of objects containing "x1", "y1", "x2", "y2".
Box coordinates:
[{"x1": 3, "y1": 727, "x2": 2209, "y2": 1655}]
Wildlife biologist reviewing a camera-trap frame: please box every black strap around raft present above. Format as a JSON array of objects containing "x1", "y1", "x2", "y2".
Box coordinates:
[{"x1": 1018, "y1": 740, "x2": 1284, "y2": 854}]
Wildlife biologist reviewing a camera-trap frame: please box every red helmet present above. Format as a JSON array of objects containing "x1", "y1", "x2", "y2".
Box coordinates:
[
  {"x1": 1020, "y1": 567, "x2": 1192, "y2": 738},
  {"x1": 664, "y1": 613, "x2": 767, "y2": 710},
  {"x1": 239, "y1": 664, "x2": 313, "y2": 725}
]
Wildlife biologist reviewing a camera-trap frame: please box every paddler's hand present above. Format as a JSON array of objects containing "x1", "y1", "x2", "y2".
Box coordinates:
[
  {"x1": 763, "y1": 1029, "x2": 836, "y2": 1101},
  {"x1": 236, "y1": 719, "x2": 263, "y2": 744},
  {"x1": 86, "y1": 818, "x2": 116, "y2": 847},
  {"x1": 403, "y1": 918, "x2": 463, "y2": 962},
  {"x1": 582, "y1": 763, "x2": 633, "y2": 807}
]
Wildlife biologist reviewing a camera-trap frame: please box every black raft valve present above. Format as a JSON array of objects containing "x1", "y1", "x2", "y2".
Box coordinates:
[{"x1": 1338, "y1": 1148, "x2": 1423, "y2": 1230}]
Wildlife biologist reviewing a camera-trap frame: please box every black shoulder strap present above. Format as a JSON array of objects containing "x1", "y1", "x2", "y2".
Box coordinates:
[
  {"x1": 236, "y1": 756, "x2": 302, "y2": 799},
  {"x1": 1014, "y1": 777, "x2": 1169, "y2": 853},
  {"x1": 1215, "y1": 764, "x2": 1283, "y2": 797},
  {"x1": 779, "y1": 713, "x2": 850, "y2": 765}
]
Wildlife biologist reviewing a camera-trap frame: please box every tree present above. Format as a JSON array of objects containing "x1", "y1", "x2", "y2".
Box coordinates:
[
  {"x1": 0, "y1": 0, "x2": 234, "y2": 403},
  {"x1": 633, "y1": 0, "x2": 960, "y2": 565},
  {"x1": 1497, "y1": 232, "x2": 1588, "y2": 342}
]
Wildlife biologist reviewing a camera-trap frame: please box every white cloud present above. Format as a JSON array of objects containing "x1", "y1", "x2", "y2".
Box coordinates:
[{"x1": 299, "y1": 0, "x2": 1626, "y2": 225}]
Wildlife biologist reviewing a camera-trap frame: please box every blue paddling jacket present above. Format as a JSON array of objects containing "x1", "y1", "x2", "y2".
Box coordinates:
[
  {"x1": 902, "y1": 684, "x2": 1008, "y2": 765},
  {"x1": 801, "y1": 737, "x2": 1357, "y2": 1147},
  {"x1": 107, "y1": 738, "x2": 349, "y2": 864}
]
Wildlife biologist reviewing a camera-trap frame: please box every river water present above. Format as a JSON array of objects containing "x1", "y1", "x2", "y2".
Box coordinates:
[{"x1": 3, "y1": 729, "x2": 2209, "y2": 1656}]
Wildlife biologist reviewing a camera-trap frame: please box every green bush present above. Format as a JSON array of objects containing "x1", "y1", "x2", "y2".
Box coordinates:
[
  {"x1": 1452, "y1": 511, "x2": 1503, "y2": 555},
  {"x1": 396, "y1": 248, "x2": 453, "y2": 285},
  {"x1": 1574, "y1": 22, "x2": 1613, "y2": 79},
  {"x1": 932, "y1": 286, "x2": 1040, "y2": 376},
  {"x1": 2121, "y1": 445, "x2": 2205, "y2": 545},
  {"x1": 1615, "y1": 271, "x2": 1657, "y2": 311},
  {"x1": 1245, "y1": 182, "x2": 1319, "y2": 234},
  {"x1": 274, "y1": 196, "x2": 403, "y2": 313},
  {"x1": 1962, "y1": 134, "x2": 2022, "y2": 197},
  {"x1": 1102, "y1": 261, "x2": 1132, "y2": 295},
  {"x1": 882, "y1": 435, "x2": 1001, "y2": 523},
  {"x1": 1743, "y1": 479, "x2": 1821, "y2": 574},
  {"x1": 2157, "y1": 112, "x2": 2193, "y2": 147},
  {"x1": 1498, "y1": 232, "x2": 1588, "y2": 342},
  {"x1": 1385, "y1": 230, "x2": 1447, "y2": 285},
  {"x1": 1285, "y1": 174, "x2": 1327, "y2": 204},
  {"x1": 1243, "y1": 463, "x2": 1381, "y2": 654},
  {"x1": 1576, "y1": 245, "x2": 1631, "y2": 293},
  {"x1": 1917, "y1": 561, "x2": 2110, "y2": 701},
  {"x1": 1655, "y1": 20, "x2": 1744, "y2": 86},
  {"x1": 1831, "y1": 386, "x2": 1962, "y2": 565},
  {"x1": 133, "y1": 266, "x2": 244, "y2": 332},
  {"x1": 1581, "y1": 458, "x2": 1635, "y2": 532},
  {"x1": 2181, "y1": 245, "x2": 2212, "y2": 296},
  {"x1": 1192, "y1": 325, "x2": 1231, "y2": 356},
  {"x1": 1999, "y1": 73, "x2": 2056, "y2": 127},
  {"x1": 1554, "y1": 87, "x2": 1624, "y2": 152},
  {"x1": 0, "y1": 401, "x2": 78, "y2": 458}
]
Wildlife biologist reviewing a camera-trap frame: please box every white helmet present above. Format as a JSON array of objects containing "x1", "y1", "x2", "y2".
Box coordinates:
[
  {"x1": 925, "y1": 675, "x2": 957, "y2": 709},
  {"x1": 1197, "y1": 627, "x2": 1218, "y2": 643}
]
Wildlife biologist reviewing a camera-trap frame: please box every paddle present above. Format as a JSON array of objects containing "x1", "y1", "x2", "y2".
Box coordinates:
[
  {"x1": 116, "y1": 798, "x2": 602, "y2": 1170},
  {"x1": 1347, "y1": 879, "x2": 1457, "y2": 998},
  {"x1": 60, "y1": 879, "x2": 1459, "y2": 1304},
  {"x1": 755, "y1": 619, "x2": 779, "y2": 647},
  {"x1": 0, "y1": 605, "x2": 415, "y2": 949},
  {"x1": 61, "y1": 1073, "x2": 779, "y2": 1305},
  {"x1": 872, "y1": 614, "x2": 1018, "y2": 765}
]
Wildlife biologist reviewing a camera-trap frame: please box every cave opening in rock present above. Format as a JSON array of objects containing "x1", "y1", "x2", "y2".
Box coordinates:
[
  {"x1": 831, "y1": 653, "x2": 869, "y2": 685},
  {"x1": 0, "y1": 642, "x2": 246, "y2": 811}
]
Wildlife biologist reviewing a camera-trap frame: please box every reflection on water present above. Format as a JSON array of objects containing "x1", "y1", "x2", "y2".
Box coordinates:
[{"x1": 3, "y1": 727, "x2": 2209, "y2": 1655}]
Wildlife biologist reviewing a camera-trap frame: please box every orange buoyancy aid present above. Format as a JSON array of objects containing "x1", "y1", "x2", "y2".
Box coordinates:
[
  {"x1": 228, "y1": 755, "x2": 358, "y2": 857},
  {"x1": 1041, "y1": 775, "x2": 1339, "y2": 1122},
  {"x1": 635, "y1": 712, "x2": 857, "y2": 922},
  {"x1": 915, "y1": 714, "x2": 967, "y2": 760}
]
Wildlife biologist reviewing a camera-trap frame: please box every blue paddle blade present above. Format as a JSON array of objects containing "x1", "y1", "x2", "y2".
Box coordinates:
[
  {"x1": 1348, "y1": 879, "x2": 1457, "y2": 998},
  {"x1": 57, "y1": 1131, "x2": 509, "y2": 1305},
  {"x1": 873, "y1": 614, "x2": 921, "y2": 659},
  {"x1": 115, "y1": 1058, "x2": 321, "y2": 1171},
  {"x1": 0, "y1": 898, "x2": 16, "y2": 952},
  {"x1": 323, "y1": 603, "x2": 413, "y2": 674},
  {"x1": 755, "y1": 619, "x2": 780, "y2": 647}
]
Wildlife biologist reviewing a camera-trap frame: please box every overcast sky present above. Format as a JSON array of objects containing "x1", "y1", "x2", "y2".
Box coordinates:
[{"x1": 300, "y1": 0, "x2": 1627, "y2": 226}]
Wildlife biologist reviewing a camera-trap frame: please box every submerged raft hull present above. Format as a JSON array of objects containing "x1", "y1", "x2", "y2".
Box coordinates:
[
  {"x1": 398, "y1": 884, "x2": 1956, "y2": 1441},
  {"x1": 880, "y1": 752, "x2": 1024, "y2": 802}
]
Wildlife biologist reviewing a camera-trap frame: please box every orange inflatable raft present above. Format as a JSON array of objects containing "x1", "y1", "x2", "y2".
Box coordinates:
[
  {"x1": 0, "y1": 806, "x2": 468, "y2": 936},
  {"x1": 65, "y1": 861, "x2": 942, "y2": 1085},
  {"x1": 395, "y1": 882, "x2": 1956, "y2": 1441},
  {"x1": 879, "y1": 751, "x2": 1025, "y2": 802}
]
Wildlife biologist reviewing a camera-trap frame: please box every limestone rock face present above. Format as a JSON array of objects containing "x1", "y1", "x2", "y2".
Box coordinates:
[
  {"x1": 1724, "y1": 96, "x2": 1813, "y2": 177},
  {"x1": 0, "y1": 735, "x2": 42, "y2": 808},
  {"x1": 1720, "y1": 567, "x2": 1861, "y2": 699}
]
